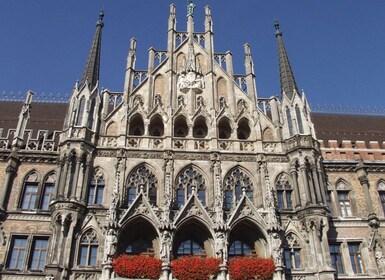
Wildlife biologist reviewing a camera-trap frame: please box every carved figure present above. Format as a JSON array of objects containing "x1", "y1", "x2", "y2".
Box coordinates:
[
  {"x1": 215, "y1": 232, "x2": 228, "y2": 263},
  {"x1": 271, "y1": 232, "x2": 283, "y2": 266},
  {"x1": 375, "y1": 243, "x2": 385, "y2": 275},
  {"x1": 104, "y1": 229, "x2": 118, "y2": 262},
  {"x1": 160, "y1": 231, "x2": 172, "y2": 262}
]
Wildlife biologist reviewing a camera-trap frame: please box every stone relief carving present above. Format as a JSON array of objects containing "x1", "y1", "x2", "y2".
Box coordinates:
[{"x1": 375, "y1": 242, "x2": 385, "y2": 275}]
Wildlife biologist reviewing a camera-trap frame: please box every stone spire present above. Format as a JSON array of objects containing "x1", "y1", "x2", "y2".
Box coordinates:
[
  {"x1": 80, "y1": 11, "x2": 104, "y2": 90},
  {"x1": 275, "y1": 20, "x2": 298, "y2": 100}
]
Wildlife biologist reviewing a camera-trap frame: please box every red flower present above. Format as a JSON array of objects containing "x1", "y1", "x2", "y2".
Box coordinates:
[
  {"x1": 113, "y1": 255, "x2": 162, "y2": 279},
  {"x1": 228, "y1": 256, "x2": 275, "y2": 280},
  {"x1": 171, "y1": 256, "x2": 220, "y2": 280}
]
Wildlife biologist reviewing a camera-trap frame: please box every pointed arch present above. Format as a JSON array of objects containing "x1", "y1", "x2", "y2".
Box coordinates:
[
  {"x1": 217, "y1": 77, "x2": 227, "y2": 98},
  {"x1": 125, "y1": 164, "x2": 159, "y2": 206},
  {"x1": 77, "y1": 228, "x2": 100, "y2": 266},
  {"x1": 175, "y1": 165, "x2": 207, "y2": 208},
  {"x1": 174, "y1": 115, "x2": 188, "y2": 137},
  {"x1": 262, "y1": 127, "x2": 274, "y2": 141},
  {"x1": 128, "y1": 114, "x2": 145, "y2": 136},
  {"x1": 106, "y1": 121, "x2": 117, "y2": 135},
  {"x1": 193, "y1": 116, "x2": 208, "y2": 138},
  {"x1": 218, "y1": 117, "x2": 231, "y2": 139},
  {"x1": 223, "y1": 166, "x2": 254, "y2": 210},
  {"x1": 283, "y1": 232, "x2": 303, "y2": 270},
  {"x1": 87, "y1": 167, "x2": 105, "y2": 206},
  {"x1": 275, "y1": 172, "x2": 293, "y2": 210},
  {"x1": 237, "y1": 117, "x2": 251, "y2": 140},
  {"x1": 40, "y1": 171, "x2": 56, "y2": 210},
  {"x1": 173, "y1": 218, "x2": 214, "y2": 258},
  {"x1": 19, "y1": 170, "x2": 40, "y2": 210},
  {"x1": 149, "y1": 114, "x2": 164, "y2": 136},
  {"x1": 228, "y1": 218, "x2": 268, "y2": 258},
  {"x1": 119, "y1": 217, "x2": 159, "y2": 256}
]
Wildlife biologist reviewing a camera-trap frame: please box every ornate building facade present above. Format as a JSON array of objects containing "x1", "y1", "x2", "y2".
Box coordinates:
[{"x1": 1, "y1": 3, "x2": 385, "y2": 280}]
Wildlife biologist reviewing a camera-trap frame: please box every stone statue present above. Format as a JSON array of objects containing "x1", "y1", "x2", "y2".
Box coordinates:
[
  {"x1": 271, "y1": 232, "x2": 283, "y2": 266},
  {"x1": 215, "y1": 232, "x2": 228, "y2": 263},
  {"x1": 160, "y1": 231, "x2": 172, "y2": 262},
  {"x1": 187, "y1": 0, "x2": 195, "y2": 16},
  {"x1": 104, "y1": 229, "x2": 118, "y2": 262},
  {"x1": 375, "y1": 243, "x2": 385, "y2": 275}
]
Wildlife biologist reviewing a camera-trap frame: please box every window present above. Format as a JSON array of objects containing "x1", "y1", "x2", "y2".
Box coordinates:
[
  {"x1": 79, "y1": 230, "x2": 98, "y2": 266},
  {"x1": 30, "y1": 238, "x2": 48, "y2": 271},
  {"x1": 224, "y1": 168, "x2": 253, "y2": 210},
  {"x1": 338, "y1": 191, "x2": 352, "y2": 217},
  {"x1": 228, "y1": 240, "x2": 251, "y2": 258},
  {"x1": 177, "y1": 239, "x2": 204, "y2": 257},
  {"x1": 378, "y1": 181, "x2": 385, "y2": 215},
  {"x1": 7, "y1": 236, "x2": 49, "y2": 272},
  {"x1": 284, "y1": 233, "x2": 301, "y2": 270},
  {"x1": 330, "y1": 244, "x2": 344, "y2": 274},
  {"x1": 285, "y1": 106, "x2": 294, "y2": 137},
  {"x1": 126, "y1": 237, "x2": 152, "y2": 254},
  {"x1": 349, "y1": 243, "x2": 364, "y2": 274},
  {"x1": 75, "y1": 97, "x2": 86, "y2": 126},
  {"x1": 88, "y1": 170, "x2": 105, "y2": 205},
  {"x1": 175, "y1": 166, "x2": 206, "y2": 208},
  {"x1": 126, "y1": 165, "x2": 158, "y2": 206},
  {"x1": 295, "y1": 105, "x2": 304, "y2": 134},
  {"x1": 275, "y1": 173, "x2": 293, "y2": 210},
  {"x1": 8, "y1": 237, "x2": 28, "y2": 270},
  {"x1": 20, "y1": 171, "x2": 56, "y2": 211}
]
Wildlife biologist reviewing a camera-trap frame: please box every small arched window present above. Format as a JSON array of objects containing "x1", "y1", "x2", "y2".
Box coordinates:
[
  {"x1": 175, "y1": 166, "x2": 206, "y2": 208},
  {"x1": 20, "y1": 171, "x2": 40, "y2": 210},
  {"x1": 237, "y1": 118, "x2": 251, "y2": 140},
  {"x1": 87, "y1": 169, "x2": 105, "y2": 206},
  {"x1": 75, "y1": 97, "x2": 86, "y2": 126},
  {"x1": 41, "y1": 172, "x2": 56, "y2": 210},
  {"x1": 378, "y1": 180, "x2": 385, "y2": 215},
  {"x1": 174, "y1": 116, "x2": 188, "y2": 137},
  {"x1": 285, "y1": 106, "x2": 294, "y2": 137},
  {"x1": 126, "y1": 165, "x2": 158, "y2": 206},
  {"x1": 218, "y1": 118, "x2": 231, "y2": 139},
  {"x1": 149, "y1": 115, "x2": 164, "y2": 137},
  {"x1": 275, "y1": 173, "x2": 293, "y2": 210},
  {"x1": 193, "y1": 116, "x2": 208, "y2": 138},
  {"x1": 79, "y1": 229, "x2": 98, "y2": 266},
  {"x1": 224, "y1": 168, "x2": 253, "y2": 210},
  {"x1": 336, "y1": 179, "x2": 353, "y2": 217},
  {"x1": 284, "y1": 233, "x2": 301, "y2": 270},
  {"x1": 129, "y1": 114, "x2": 145, "y2": 136}
]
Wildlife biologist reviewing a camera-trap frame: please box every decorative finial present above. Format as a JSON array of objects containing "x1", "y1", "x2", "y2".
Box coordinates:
[
  {"x1": 274, "y1": 20, "x2": 282, "y2": 36},
  {"x1": 97, "y1": 10, "x2": 104, "y2": 27},
  {"x1": 187, "y1": 0, "x2": 195, "y2": 17}
]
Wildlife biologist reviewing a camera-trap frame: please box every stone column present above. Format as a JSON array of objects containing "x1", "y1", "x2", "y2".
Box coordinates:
[
  {"x1": 299, "y1": 164, "x2": 312, "y2": 205},
  {"x1": 356, "y1": 161, "x2": 375, "y2": 217},
  {"x1": 290, "y1": 166, "x2": 301, "y2": 208},
  {"x1": 311, "y1": 165, "x2": 323, "y2": 204},
  {"x1": 53, "y1": 160, "x2": 64, "y2": 199},
  {"x1": 80, "y1": 160, "x2": 91, "y2": 203},
  {"x1": 70, "y1": 157, "x2": 82, "y2": 199},
  {"x1": 0, "y1": 165, "x2": 17, "y2": 211}
]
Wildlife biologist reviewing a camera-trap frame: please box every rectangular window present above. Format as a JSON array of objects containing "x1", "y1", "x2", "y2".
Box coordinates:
[
  {"x1": 379, "y1": 191, "x2": 385, "y2": 215},
  {"x1": 177, "y1": 189, "x2": 185, "y2": 208},
  {"x1": 8, "y1": 237, "x2": 28, "y2": 270},
  {"x1": 41, "y1": 184, "x2": 54, "y2": 210},
  {"x1": 29, "y1": 238, "x2": 48, "y2": 271},
  {"x1": 330, "y1": 244, "x2": 344, "y2": 274},
  {"x1": 286, "y1": 191, "x2": 293, "y2": 209},
  {"x1": 21, "y1": 183, "x2": 38, "y2": 210},
  {"x1": 224, "y1": 191, "x2": 233, "y2": 210},
  {"x1": 284, "y1": 248, "x2": 301, "y2": 269},
  {"x1": 284, "y1": 249, "x2": 292, "y2": 269},
  {"x1": 349, "y1": 243, "x2": 363, "y2": 274},
  {"x1": 277, "y1": 191, "x2": 285, "y2": 209},
  {"x1": 338, "y1": 192, "x2": 352, "y2": 217}
]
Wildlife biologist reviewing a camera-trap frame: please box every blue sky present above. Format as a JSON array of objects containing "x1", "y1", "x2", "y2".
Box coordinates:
[{"x1": 1, "y1": 0, "x2": 385, "y2": 110}]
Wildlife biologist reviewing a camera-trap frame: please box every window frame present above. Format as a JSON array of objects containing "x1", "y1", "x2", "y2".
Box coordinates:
[
  {"x1": 78, "y1": 229, "x2": 99, "y2": 267},
  {"x1": 223, "y1": 168, "x2": 253, "y2": 211},
  {"x1": 329, "y1": 243, "x2": 344, "y2": 274},
  {"x1": 348, "y1": 243, "x2": 364, "y2": 274}
]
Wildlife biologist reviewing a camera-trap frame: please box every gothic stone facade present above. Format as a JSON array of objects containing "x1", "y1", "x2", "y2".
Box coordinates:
[{"x1": 1, "y1": 4, "x2": 385, "y2": 280}]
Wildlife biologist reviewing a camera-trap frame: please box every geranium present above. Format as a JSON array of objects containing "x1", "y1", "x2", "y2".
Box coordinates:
[
  {"x1": 172, "y1": 256, "x2": 220, "y2": 280},
  {"x1": 113, "y1": 254, "x2": 162, "y2": 279},
  {"x1": 228, "y1": 256, "x2": 275, "y2": 280}
]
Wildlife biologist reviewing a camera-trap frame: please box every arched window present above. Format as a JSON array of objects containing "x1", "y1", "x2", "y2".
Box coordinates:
[
  {"x1": 224, "y1": 168, "x2": 253, "y2": 210},
  {"x1": 228, "y1": 240, "x2": 252, "y2": 258},
  {"x1": 175, "y1": 166, "x2": 206, "y2": 208},
  {"x1": 41, "y1": 173, "x2": 56, "y2": 210},
  {"x1": 177, "y1": 239, "x2": 205, "y2": 257},
  {"x1": 87, "y1": 169, "x2": 105, "y2": 206},
  {"x1": 174, "y1": 116, "x2": 188, "y2": 137},
  {"x1": 285, "y1": 106, "x2": 294, "y2": 137},
  {"x1": 149, "y1": 115, "x2": 164, "y2": 136},
  {"x1": 218, "y1": 118, "x2": 231, "y2": 139},
  {"x1": 275, "y1": 173, "x2": 293, "y2": 210},
  {"x1": 129, "y1": 114, "x2": 145, "y2": 136},
  {"x1": 126, "y1": 165, "x2": 158, "y2": 206},
  {"x1": 193, "y1": 116, "x2": 208, "y2": 138},
  {"x1": 125, "y1": 237, "x2": 152, "y2": 255},
  {"x1": 20, "y1": 171, "x2": 40, "y2": 210},
  {"x1": 336, "y1": 180, "x2": 353, "y2": 217},
  {"x1": 295, "y1": 105, "x2": 304, "y2": 134},
  {"x1": 75, "y1": 97, "x2": 86, "y2": 126},
  {"x1": 284, "y1": 233, "x2": 301, "y2": 270},
  {"x1": 79, "y1": 229, "x2": 98, "y2": 266},
  {"x1": 237, "y1": 118, "x2": 251, "y2": 140}
]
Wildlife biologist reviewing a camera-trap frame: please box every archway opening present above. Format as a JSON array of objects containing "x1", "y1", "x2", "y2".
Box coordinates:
[
  {"x1": 193, "y1": 116, "x2": 208, "y2": 138},
  {"x1": 237, "y1": 118, "x2": 251, "y2": 140},
  {"x1": 129, "y1": 114, "x2": 144, "y2": 136},
  {"x1": 149, "y1": 115, "x2": 164, "y2": 136},
  {"x1": 218, "y1": 118, "x2": 231, "y2": 139},
  {"x1": 174, "y1": 116, "x2": 188, "y2": 137}
]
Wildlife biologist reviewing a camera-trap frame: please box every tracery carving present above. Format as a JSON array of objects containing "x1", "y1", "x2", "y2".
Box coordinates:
[
  {"x1": 176, "y1": 166, "x2": 205, "y2": 191},
  {"x1": 224, "y1": 168, "x2": 253, "y2": 192},
  {"x1": 127, "y1": 165, "x2": 158, "y2": 198}
]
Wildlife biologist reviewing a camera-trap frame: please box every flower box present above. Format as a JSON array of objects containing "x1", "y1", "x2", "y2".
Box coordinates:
[
  {"x1": 171, "y1": 256, "x2": 220, "y2": 280},
  {"x1": 228, "y1": 256, "x2": 275, "y2": 280},
  {"x1": 113, "y1": 255, "x2": 162, "y2": 280}
]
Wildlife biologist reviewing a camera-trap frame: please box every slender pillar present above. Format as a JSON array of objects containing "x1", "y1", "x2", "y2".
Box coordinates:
[
  {"x1": 290, "y1": 167, "x2": 301, "y2": 208},
  {"x1": 81, "y1": 160, "x2": 92, "y2": 203},
  {"x1": 311, "y1": 165, "x2": 322, "y2": 204},
  {"x1": 53, "y1": 160, "x2": 64, "y2": 199},
  {"x1": 70, "y1": 157, "x2": 81, "y2": 199},
  {"x1": 59, "y1": 157, "x2": 69, "y2": 197},
  {"x1": 0, "y1": 165, "x2": 17, "y2": 210},
  {"x1": 300, "y1": 164, "x2": 311, "y2": 205}
]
